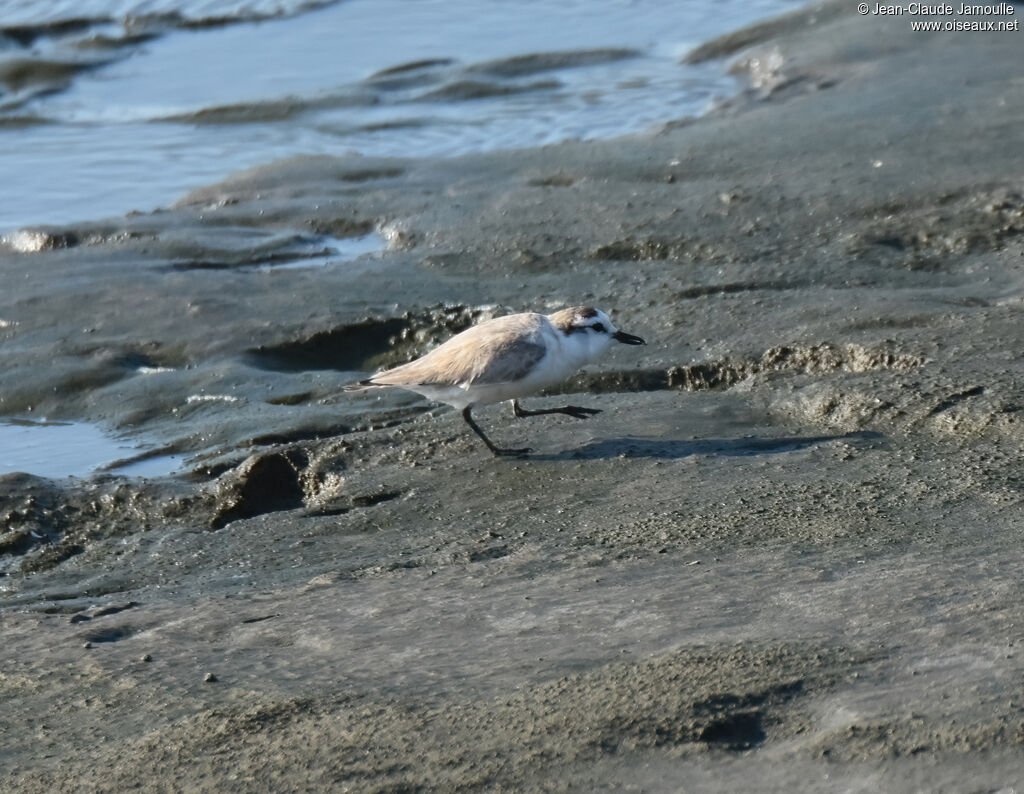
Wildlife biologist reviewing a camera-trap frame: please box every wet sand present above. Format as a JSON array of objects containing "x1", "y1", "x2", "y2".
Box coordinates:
[{"x1": 2, "y1": 2, "x2": 1024, "y2": 790}]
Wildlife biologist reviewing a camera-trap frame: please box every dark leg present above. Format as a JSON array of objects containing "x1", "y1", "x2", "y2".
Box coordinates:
[
  {"x1": 512, "y1": 399, "x2": 601, "y2": 420},
  {"x1": 462, "y1": 406, "x2": 531, "y2": 457}
]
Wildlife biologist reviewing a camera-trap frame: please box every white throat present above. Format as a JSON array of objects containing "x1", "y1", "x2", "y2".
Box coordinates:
[{"x1": 556, "y1": 326, "x2": 612, "y2": 367}]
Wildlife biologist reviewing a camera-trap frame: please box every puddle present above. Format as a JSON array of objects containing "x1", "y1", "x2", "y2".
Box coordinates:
[
  {"x1": 323, "y1": 232, "x2": 387, "y2": 265},
  {"x1": 0, "y1": 418, "x2": 182, "y2": 480},
  {"x1": 247, "y1": 232, "x2": 386, "y2": 271}
]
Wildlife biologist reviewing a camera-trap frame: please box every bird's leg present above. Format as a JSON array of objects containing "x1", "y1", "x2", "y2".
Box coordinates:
[
  {"x1": 512, "y1": 399, "x2": 601, "y2": 421},
  {"x1": 462, "y1": 406, "x2": 531, "y2": 457}
]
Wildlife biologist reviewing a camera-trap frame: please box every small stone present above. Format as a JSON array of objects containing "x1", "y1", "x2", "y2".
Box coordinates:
[
  {"x1": 141, "y1": 654, "x2": 152, "y2": 663},
  {"x1": 82, "y1": 642, "x2": 92, "y2": 649},
  {"x1": 204, "y1": 672, "x2": 218, "y2": 683}
]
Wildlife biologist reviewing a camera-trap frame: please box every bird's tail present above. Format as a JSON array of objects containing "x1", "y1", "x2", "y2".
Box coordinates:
[{"x1": 343, "y1": 378, "x2": 383, "y2": 393}]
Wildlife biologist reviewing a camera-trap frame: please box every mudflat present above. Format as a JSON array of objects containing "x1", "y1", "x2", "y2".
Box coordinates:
[{"x1": 2, "y1": 2, "x2": 1023, "y2": 790}]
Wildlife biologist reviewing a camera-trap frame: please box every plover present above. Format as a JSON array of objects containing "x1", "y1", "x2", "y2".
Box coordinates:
[{"x1": 346, "y1": 306, "x2": 645, "y2": 456}]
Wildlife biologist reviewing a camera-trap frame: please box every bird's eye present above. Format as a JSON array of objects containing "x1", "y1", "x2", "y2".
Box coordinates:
[{"x1": 591, "y1": 323, "x2": 606, "y2": 333}]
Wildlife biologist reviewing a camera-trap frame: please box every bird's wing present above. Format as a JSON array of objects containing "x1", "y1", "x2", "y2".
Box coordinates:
[
  {"x1": 367, "y1": 314, "x2": 548, "y2": 388},
  {"x1": 470, "y1": 337, "x2": 547, "y2": 385}
]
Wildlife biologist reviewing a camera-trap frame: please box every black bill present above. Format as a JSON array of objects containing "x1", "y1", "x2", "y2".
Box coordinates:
[{"x1": 612, "y1": 330, "x2": 646, "y2": 345}]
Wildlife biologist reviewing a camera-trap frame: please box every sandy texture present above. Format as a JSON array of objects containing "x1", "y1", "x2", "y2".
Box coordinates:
[{"x1": 2, "y1": 2, "x2": 1024, "y2": 790}]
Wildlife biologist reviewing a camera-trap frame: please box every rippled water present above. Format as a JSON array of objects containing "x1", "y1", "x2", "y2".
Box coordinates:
[{"x1": 0, "y1": 0, "x2": 805, "y2": 234}]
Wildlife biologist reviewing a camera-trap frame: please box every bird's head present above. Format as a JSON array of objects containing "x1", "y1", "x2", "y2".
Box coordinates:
[{"x1": 548, "y1": 306, "x2": 646, "y2": 361}]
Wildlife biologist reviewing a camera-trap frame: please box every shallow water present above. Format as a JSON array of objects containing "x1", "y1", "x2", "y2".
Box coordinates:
[
  {"x1": 0, "y1": 0, "x2": 805, "y2": 234},
  {"x1": 0, "y1": 418, "x2": 182, "y2": 479}
]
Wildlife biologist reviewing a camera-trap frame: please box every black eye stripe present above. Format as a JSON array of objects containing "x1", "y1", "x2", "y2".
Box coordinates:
[{"x1": 566, "y1": 322, "x2": 607, "y2": 335}]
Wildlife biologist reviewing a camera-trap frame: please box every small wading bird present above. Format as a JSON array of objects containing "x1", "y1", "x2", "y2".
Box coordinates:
[{"x1": 346, "y1": 306, "x2": 645, "y2": 456}]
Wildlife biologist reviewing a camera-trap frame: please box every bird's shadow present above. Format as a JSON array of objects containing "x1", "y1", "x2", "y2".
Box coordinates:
[{"x1": 528, "y1": 430, "x2": 884, "y2": 461}]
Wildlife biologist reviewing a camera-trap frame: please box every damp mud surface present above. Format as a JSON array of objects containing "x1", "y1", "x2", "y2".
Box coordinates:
[{"x1": 3, "y1": 3, "x2": 1024, "y2": 790}]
